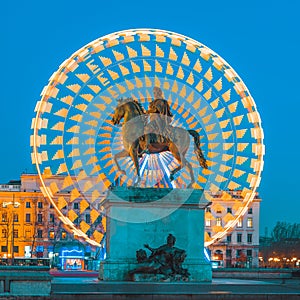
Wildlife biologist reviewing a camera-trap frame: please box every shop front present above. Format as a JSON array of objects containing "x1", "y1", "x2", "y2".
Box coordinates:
[{"x1": 60, "y1": 248, "x2": 84, "y2": 271}]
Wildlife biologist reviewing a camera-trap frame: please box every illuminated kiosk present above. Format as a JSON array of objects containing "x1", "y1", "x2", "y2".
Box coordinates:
[
  {"x1": 60, "y1": 248, "x2": 84, "y2": 271},
  {"x1": 99, "y1": 187, "x2": 212, "y2": 281}
]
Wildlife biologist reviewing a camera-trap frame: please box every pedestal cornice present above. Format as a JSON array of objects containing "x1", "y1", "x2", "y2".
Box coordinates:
[{"x1": 102, "y1": 187, "x2": 211, "y2": 209}]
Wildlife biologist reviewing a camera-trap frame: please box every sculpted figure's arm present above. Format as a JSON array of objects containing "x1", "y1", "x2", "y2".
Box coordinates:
[
  {"x1": 144, "y1": 243, "x2": 167, "y2": 253},
  {"x1": 144, "y1": 244, "x2": 155, "y2": 252}
]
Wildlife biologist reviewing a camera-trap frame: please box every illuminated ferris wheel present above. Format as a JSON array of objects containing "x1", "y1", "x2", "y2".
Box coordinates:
[{"x1": 31, "y1": 29, "x2": 264, "y2": 247}]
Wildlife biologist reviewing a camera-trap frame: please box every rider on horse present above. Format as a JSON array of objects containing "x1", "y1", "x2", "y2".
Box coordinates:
[
  {"x1": 144, "y1": 87, "x2": 173, "y2": 152},
  {"x1": 111, "y1": 90, "x2": 208, "y2": 186}
]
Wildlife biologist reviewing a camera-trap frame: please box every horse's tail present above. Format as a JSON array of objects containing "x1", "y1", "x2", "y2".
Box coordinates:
[{"x1": 187, "y1": 130, "x2": 208, "y2": 169}]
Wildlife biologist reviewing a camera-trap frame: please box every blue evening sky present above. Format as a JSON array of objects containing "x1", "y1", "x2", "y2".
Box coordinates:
[{"x1": 1, "y1": 0, "x2": 299, "y2": 234}]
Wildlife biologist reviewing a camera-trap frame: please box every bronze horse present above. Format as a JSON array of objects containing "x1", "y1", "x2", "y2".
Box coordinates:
[{"x1": 111, "y1": 98, "x2": 208, "y2": 187}]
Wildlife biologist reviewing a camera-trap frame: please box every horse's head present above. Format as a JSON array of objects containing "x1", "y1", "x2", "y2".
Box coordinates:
[
  {"x1": 112, "y1": 97, "x2": 145, "y2": 125},
  {"x1": 112, "y1": 106, "x2": 124, "y2": 125},
  {"x1": 111, "y1": 98, "x2": 126, "y2": 125}
]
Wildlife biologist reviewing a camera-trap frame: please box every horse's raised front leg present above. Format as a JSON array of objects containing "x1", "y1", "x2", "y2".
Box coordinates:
[{"x1": 113, "y1": 149, "x2": 129, "y2": 175}]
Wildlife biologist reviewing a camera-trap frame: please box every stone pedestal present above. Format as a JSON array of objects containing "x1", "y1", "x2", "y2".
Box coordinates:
[
  {"x1": 0, "y1": 266, "x2": 51, "y2": 296},
  {"x1": 99, "y1": 187, "x2": 212, "y2": 282}
]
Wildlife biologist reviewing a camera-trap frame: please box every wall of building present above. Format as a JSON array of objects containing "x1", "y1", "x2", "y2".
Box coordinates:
[{"x1": 205, "y1": 191, "x2": 261, "y2": 268}]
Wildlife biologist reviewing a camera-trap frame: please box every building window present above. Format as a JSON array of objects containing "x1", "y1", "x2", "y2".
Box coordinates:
[
  {"x1": 49, "y1": 213, "x2": 54, "y2": 223},
  {"x1": 227, "y1": 234, "x2": 232, "y2": 243},
  {"x1": 205, "y1": 219, "x2": 211, "y2": 227},
  {"x1": 25, "y1": 202, "x2": 31, "y2": 208},
  {"x1": 237, "y1": 233, "x2": 242, "y2": 243},
  {"x1": 25, "y1": 213, "x2": 31, "y2": 223},
  {"x1": 247, "y1": 217, "x2": 253, "y2": 228},
  {"x1": 49, "y1": 231, "x2": 55, "y2": 239},
  {"x1": 50, "y1": 203, "x2": 54, "y2": 209},
  {"x1": 226, "y1": 249, "x2": 232, "y2": 257},
  {"x1": 247, "y1": 249, "x2": 252, "y2": 257},
  {"x1": 13, "y1": 246, "x2": 19, "y2": 253},
  {"x1": 85, "y1": 214, "x2": 91, "y2": 223},
  {"x1": 25, "y1": 230, "x2": 31, "y2": 239},
  {"x1": 13, "y1": 213, "x2": 19, "y2": 222},
  {"x1": 73, "y1": 203, "x2": 79, "y2": 210},
  {"x1": 37, "y1": 202, "x2": 43, "y2": 209},
  {"x1": 2, "y1": 213, "x2": 7, "y2": 222},
  {"x1": 37, "y1": 229, "x2": 43, "y2": 238},
  {"x1": 1, "y1": 246, "x2": 7, "y2": 252},
  {"x1": 237, "y1": 218, "x2": 243, "y2": 228},
  {"x1": 37, "y1": 214, "x2": 43, "y2": 223},
  {"x1": 61, "y1": 232, "x2": 67, "y2": 239},
  {"x1": 216, "y1": 217, "x2": 222, "y2": 227},
  {"x1": 227, "y1": 207, "x2": 232, "y2": 214},
  {"x1": 236, "y1": 249, "x2": 242, "y2": 257},
  {"x1": 13, "y1": 229, "x2": 18, "y2": 238},
  {"x1": 247, "y1": 234, "x2": 253, "y2": 244},
  {"x1": 248, "y1": 207, "x2": 253, "y2": 214},
  {"x1": 2, "y1": 229, "x2": 7, "y2": 238}
]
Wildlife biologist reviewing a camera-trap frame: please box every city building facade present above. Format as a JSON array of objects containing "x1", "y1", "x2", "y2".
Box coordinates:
[
  {"x1": 205, "y1": 190, "x2": 261, "y2": 268},
  {"x1": 0, "y1": 174, "x2": 105, "y2": 270}
]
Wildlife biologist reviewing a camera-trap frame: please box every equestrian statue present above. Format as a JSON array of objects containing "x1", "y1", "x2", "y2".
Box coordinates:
[{"x1": 111, "y1": 87, "x2": 208, "y2": 187}]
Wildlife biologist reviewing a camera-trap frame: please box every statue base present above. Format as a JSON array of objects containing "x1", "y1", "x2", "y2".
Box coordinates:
[{"x1": 99, "y1": 187, "x2": 212, "y2": 282}]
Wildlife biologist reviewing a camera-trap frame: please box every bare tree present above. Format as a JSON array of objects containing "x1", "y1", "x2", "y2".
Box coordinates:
[
  {"x1": 271, "y1": 221, "x2": 300, "y2": 242},
  {"x1": 0, "y1": 205, "x2": 14, "y2": 263}
]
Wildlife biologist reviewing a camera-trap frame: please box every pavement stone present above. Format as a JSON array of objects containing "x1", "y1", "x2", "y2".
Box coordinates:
[
  {"x1": 50, "y1": 277, "x2": 300, "y2": 298},
  {"x1": 1, "y1": 277, "x2": 299, "y2": 299}
]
